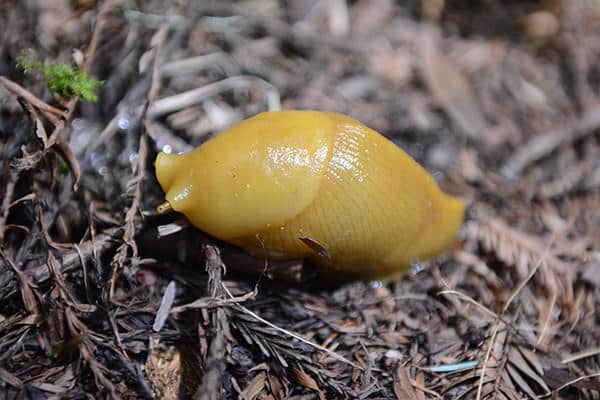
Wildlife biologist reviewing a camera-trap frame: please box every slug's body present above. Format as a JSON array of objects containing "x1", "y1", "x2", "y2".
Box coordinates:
[{"x1": 155, "y1": 111, "x2": 465, "y2": 280}]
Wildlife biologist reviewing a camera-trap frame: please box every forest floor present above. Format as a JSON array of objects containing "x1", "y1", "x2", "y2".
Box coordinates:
[{"x1": 0, "y1": 1, "x2": 599, "y2": 399}]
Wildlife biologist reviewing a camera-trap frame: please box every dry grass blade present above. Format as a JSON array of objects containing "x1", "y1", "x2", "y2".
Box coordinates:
[
  {"x1": 438, "y1": 289, "x2": 499, "y2": 320},
  {"x1": 501, "y1": 104, "x2": 600, "y2": 178},
  {"x1": 508, "y1": 347, "x2": 549, "y2": 393},
  {"x1": 0, "y1": 170, "x2": 18, "y2": 242},
  {"x1": 194, "y1": 245, "x2": 230, "y2": 400},
  {"x1": 18, "y1": 99, "x2": 50, "y2": 147},
  {"x1": 228, "y1": 297, "x2": 360, "y2": 369},
  {"x1": 505, "y1": 363, "x2": 537, "y2": 399},
  {"x1": 465, "y1": 218, "x2": 569, "y2": 278},
  {"x1": 0, "y1": 250, "x2": 39, "y2": 315},
  {"x1": 393, "y1": 363, "x2": 419, "y2": 400},
  {"x1": 291, "y1": 368, "x2": 326, "y2": 400},
  {"x1": 51, "y1": 141, "x2": 81, "y2": 191},
  {"x1": 562, "y1": 347, "x2": 600, "y2": 363},
  {"x1": 123, "y1": 134, "x2": 148, "y2": 255},
  {"x1": 0, "y1": 367, "x2": 23, "y2": 389},
  {"x1": 78, "y1": 334, "x2": 118, "y2": 399},
  {"x1": 443, "y1": 371, "x2": 494, "y2": 397},
  {"x1": 171, "y1": 290, "x2": 254, "y2": 313},
  {"x1": 554, "y1": 371, "x2": 600, "y2": 393},
  {"x1": 240, "y1": 372, "x2": 266, "y2": 400},
  {"x1": 8, "y1": 193, "x2": 36, "y2": 209},
  {"x1": 230, "y1": 310, "x2": 353, "y2": 396},
  {"x1": 110, "y1": 133, "x2": 148, "y2": 297},
  {"x1": 518, "y1": 348, "x2": 545, "y2": 378},
  {"x1": 475, "y1": 323, "x2": 505, "y2": 400},
  {"x1": 147, "y1": 75, "x2": 281, "y2": 117},
  {"x1": 31, "y1": 227, "x2": 121, "y2": 283},
  {"x1": 0, "y1": 76, "x2": 67, "y2": 122}
]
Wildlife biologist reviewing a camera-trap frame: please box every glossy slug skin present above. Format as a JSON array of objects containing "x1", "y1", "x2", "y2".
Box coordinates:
[{"x1": 155, "y1": 110, "x2": 466, "y2": 280}]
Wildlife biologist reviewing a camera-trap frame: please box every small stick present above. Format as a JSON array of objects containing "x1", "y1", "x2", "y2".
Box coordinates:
[
  {"x1": 0, "y1": 76, "x2": 67, "y2": 122},
  {"x1": 147, "y1": 75, "x2": 281, "y2": 117}
]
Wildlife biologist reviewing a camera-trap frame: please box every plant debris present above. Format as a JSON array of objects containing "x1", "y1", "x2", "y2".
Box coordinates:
[{"x1": 1, "y1": 1, "x2": 599, "y2": 399}]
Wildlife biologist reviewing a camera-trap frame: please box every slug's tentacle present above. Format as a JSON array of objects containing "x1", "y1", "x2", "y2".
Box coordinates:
[{"x1": 156, "y1": 201, "x2": 172, "y2": 214}]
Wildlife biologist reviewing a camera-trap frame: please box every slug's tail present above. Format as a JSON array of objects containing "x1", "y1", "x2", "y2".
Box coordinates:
[{"x1": 403, "y1": 192, "x2": 466, "y2": 265}]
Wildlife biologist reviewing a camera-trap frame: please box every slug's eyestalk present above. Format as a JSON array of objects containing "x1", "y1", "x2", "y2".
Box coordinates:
[{"x1": 156, "y1": 201, "x2": 172, "y2": 214}]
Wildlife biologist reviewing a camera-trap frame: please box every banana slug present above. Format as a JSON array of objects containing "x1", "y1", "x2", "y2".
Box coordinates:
[{"x1": 155, "y1": 110, "x2": 465, "y2": 280}]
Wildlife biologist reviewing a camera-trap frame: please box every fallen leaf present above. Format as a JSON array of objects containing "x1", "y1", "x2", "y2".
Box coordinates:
[
  {"x1": 240, "y1": 372, "x2": 266, "y2": 400},
  {"x1": 291, "y1": 368, "x2": 325, "y2": 400},
  {"x1": 393, "y1": 363, "x2": 418, "y2": 400},
  {"x1": 421, "y1": 28, "x2": 488, "y2": 141}
]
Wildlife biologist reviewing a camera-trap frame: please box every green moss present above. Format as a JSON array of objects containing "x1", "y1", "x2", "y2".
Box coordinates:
[{"x1": 17, "y1": 49, "x2": 104, "y2": 102}]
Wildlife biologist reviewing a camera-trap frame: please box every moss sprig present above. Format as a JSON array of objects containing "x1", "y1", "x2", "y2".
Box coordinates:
[{"x1": 17, "y1": 49, "x2": 103, "y2": 102}]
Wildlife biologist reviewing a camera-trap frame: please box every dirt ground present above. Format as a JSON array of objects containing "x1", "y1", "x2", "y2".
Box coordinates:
[{"x1": 1, "y1": 1, "x2": 599, "y2": 399}]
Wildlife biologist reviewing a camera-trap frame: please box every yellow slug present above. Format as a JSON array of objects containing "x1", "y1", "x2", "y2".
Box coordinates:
[{"x1": 155, "y1": 110, "x2": 465, "y2": 280}]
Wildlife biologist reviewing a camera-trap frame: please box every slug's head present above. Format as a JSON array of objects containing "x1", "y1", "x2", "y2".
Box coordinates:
[
  {"x1": 155, "y1": 152, "x2": 178, "y2": 190},
  {"x1": 155, "y1": 151, "x2": 197, "y2": 216},
  {"x1": 153, "y1": 111, "x2": 333, "y2": 242}
]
